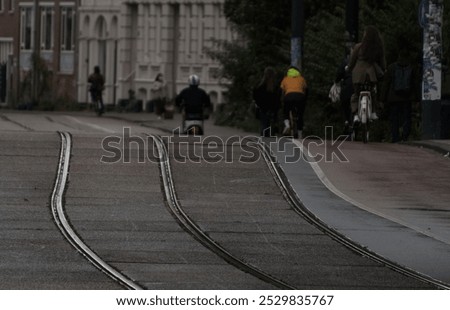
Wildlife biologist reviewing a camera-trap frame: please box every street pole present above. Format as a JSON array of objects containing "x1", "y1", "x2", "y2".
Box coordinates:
[
  {"x1": 345, "y1": 0, "x2": 359, "y2": 46},
  {"x1": 419, "y1": 0, "x2": 444, "y2": 139},
  {"x1": 33, "y1": 0, "x2": 40, "y2": 105},
  {"x1": 291, "y1": 0, "x2": 304, "y2": 70}
]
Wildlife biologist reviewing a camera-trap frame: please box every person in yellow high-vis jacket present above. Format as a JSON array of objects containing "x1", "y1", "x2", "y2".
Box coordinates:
[{"x1": 280, "y1": 66, "x2": 308, "y2": 138}]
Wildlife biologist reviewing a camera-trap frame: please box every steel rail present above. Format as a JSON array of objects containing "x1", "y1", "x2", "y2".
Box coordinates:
[
  {"x1": 150, "y1": 134, "x2": 296, "y2": 290},
  {"x1": 257, "y1": 139, "x2": 450, "y2": 290},
  {"x1": 51, "y1": 131, "x2": 143, "y2": 290}
]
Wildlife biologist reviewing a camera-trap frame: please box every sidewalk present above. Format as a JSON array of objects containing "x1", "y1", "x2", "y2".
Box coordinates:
[
  {"x1": 109, "y1": 111, "x2": 450, "y2": 155},
  {"x1": 407, "y1": 139, "x2": 450, "y2": 157},
  {"x1": 3, "y1": 108, "x2": 449, "y2": 155}
]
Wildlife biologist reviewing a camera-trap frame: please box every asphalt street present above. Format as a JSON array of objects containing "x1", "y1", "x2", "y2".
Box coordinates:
[{"x1": 0, "y1": 110, "x2": 448, "y2": 289}]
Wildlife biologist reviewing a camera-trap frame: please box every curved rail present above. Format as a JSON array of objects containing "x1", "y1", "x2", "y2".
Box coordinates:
[
  {"x1": 150, "y1": 134, "x2": 295, "y2": 290},
  {"x1": 51, "y1": 131, "x2": 143, "y2": 290},
  {"x1": 257, "y1": 139, "x2": 450, "y2": 290}
]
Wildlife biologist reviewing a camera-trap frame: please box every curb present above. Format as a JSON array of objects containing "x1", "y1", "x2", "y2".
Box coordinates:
[{"x1": 406, "y1": 141, "x2": 450, "y2": 158}]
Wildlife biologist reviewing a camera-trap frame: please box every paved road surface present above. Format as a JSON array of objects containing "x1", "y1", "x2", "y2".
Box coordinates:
[{"x1": 0, "y1": 110, "x2": 448, "y2": 289}]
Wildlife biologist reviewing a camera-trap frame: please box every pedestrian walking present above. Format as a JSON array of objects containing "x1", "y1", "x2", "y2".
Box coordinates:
[
  {"x1": 88, "y1": 66, "x2": 105, "y2": 115},
  {"x1": 151, "y1": 73, "x2": 168, "y2": 119},
  {"x1": 253, "y1": 67, "x2": 281, "y2": 137},
  {"x1": 335, "y1": 46, "x2": 354, "y2": 135},
  {"x1": 380, "y1": 47, "x2": 420, "y2": 142},
  {"x1": 442, "y1": 58, "x2": 450, "y2": 139}
]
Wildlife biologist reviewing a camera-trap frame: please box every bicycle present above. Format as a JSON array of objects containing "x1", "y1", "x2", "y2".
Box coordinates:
[
  {"x1": 351, "y1": 83, "x2": 373, "y2": 143},
  {"x1": 90, "y1": 90, "x2": 104, "y2": 117},
  {"x1": 288, "y1": 107, "x2": 299, "y2": 139},
  {"x1": 283, "y1": 96, "x2": 305, "y2": 139}
]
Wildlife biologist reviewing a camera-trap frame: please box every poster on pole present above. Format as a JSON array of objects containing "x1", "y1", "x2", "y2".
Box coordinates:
[
  {"x1": 291, "y1": 37, "x2": 302, "y2": 70},
  {"x1": 420, "y1": 0, "x2": 443, "y2": 101}
]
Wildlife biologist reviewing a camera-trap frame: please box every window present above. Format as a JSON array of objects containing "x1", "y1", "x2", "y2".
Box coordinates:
[
  {"x1": 61, "y1": 7, "x2": 75, "y2": 51},
  {"x1": 20, "y1": 7, "x2": 33, "y2": 50},
  {"x1": 8, "y1": 0, "x2": 14, "y2": 12},
  {"x1": 41, "y1": 7, "x2": 54, "y2": 50},
  {"x1": 1, "y1": 0, "x2": 4, "y2": 12}
]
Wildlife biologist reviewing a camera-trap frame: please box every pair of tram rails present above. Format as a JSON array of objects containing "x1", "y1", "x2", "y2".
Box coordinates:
[{"x1": 52, "y1": 132, "x2": 448, "y2": 290}]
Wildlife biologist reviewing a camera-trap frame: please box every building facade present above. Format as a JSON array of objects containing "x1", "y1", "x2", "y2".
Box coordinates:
[
  {"x1": 78, "y1": 0, "x2": 235, "y2": 110},
  {"x1": 0, "y1": 0, "x2": 16, "y2": 105},
  {"x1": 0, "y1": 0, "x2": 77, "y2": 106},
  {"x1": 1, "y1": 0, "x2": 233, "y2": 108}
]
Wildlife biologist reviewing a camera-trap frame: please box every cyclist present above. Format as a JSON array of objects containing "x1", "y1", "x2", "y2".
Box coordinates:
[
  {"x1": 88, "y1": 66, "x2": 105, "y2": 115},
  {"x1": 347, "y1": 25, "x2": 386, "y2": 123},
  {"x1": 175, "y1": 74, "x2": 211, "y2": 122},
  {"x1": 280, "y1": 66, "x2": 308, "y2": 138}
]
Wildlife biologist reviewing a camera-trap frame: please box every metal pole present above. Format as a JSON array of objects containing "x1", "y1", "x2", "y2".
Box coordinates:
[
  {"x1": 345, "y1": 0, "x2": 359, "y2": 45},
  {"x1": 32, "y1": 0, "x2": 40, "y2": 105},
  {"x1": 419, "y1": 0, "x2": 444, "y2": 139},
  {"x1": 291, "y1": 0, "x2": 304, "y2": 70}
]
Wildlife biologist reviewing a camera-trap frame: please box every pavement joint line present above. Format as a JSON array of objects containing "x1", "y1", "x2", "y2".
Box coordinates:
[
  {"x1": 0, "y1": 113, "x2": 35, "y2": 131},
  {"x1": 65, "y1": 115, "x2": 116, "y2": 133}
]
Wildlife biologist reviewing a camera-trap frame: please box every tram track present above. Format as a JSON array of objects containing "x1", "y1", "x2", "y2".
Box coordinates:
[
  {"x1": 51, "y1": 131, "x2": 143, "y2": 290},
  {"x1": 49, "y1": 129, "x2": 448, "y2": 290},
  {"x1": 52, "y1": 131, "x2": 278, "y2": 289},
  {"x1": 150, "y1": 134, "x2": 295, "y2": 290},
  {"x1": 256, "y1": 139, "x2": 450, "y2": 290}
]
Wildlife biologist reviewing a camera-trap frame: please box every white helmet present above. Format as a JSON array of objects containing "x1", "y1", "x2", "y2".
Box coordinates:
[{"x1": 188, "y1": 74, "x2": 200, "y2": 86}]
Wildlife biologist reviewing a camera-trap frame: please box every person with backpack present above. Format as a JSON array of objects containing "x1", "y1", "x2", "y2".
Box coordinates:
[
  {"x1": 280, "y1": 66, "x2": 308, "y2": 139},
  {"x1": 380, "y1": 47, "x2": 420, "y2": 143}
]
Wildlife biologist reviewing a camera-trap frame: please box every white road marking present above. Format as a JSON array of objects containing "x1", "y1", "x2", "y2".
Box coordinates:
[{"x1": 65, "y1": 116, "x2": 116, "y2": 133}]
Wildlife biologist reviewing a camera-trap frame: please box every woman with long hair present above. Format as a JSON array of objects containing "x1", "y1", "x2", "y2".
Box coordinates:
[
  {"x1": 253, "y1": 67, "x2": 281, "y2": 137},
  {"x1": 347, "y1": 25, "x2": 386, "y2": 122}
]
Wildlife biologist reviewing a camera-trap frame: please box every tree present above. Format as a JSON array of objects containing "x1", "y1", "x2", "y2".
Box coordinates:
[
  {"x1": 212, "y1": 0, "x2": 443, "y2": 139},
  {"x1": 208, "y1": 0, "x2": 291, "y2": 130}
]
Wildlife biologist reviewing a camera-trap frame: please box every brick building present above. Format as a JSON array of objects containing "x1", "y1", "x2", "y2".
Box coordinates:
[
  {"x1": 0, "y1": 0, "x2": 77, "y2": 107},
  {"x1": 0, "y1": 0, "x2": 16, "y2": 105}
]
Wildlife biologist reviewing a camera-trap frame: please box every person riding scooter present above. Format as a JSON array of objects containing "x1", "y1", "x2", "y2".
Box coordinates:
[{"x1": 175, "y1": 75, "x2": 211, "y2": 135}]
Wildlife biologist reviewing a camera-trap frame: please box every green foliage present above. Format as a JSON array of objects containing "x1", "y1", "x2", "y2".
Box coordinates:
[
  {"x1": 19, "y1": 53, "x2": 53, "y2": 109},
  {"x1": 209, "y1": 0, "x2": 291, "y2": 131},
  {"x1": 212, "y1": 0, "x2": 443, "y2": 140},
  {"x1": 361, "y1": 0, "x2": 422, "y2": 64},
  {"x1": 302, "y1": 6, "x2": 347, "y2": 136}
]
